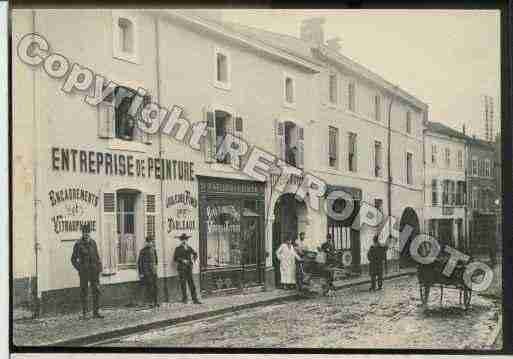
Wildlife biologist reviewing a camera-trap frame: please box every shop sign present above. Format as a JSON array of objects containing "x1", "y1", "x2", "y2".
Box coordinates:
[{"x1": 166, "y1": 190, "x2": 197, "y2": 233}]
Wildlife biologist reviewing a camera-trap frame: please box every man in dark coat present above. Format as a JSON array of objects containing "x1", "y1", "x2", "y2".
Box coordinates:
[
  {"x1": 137, "y1": 236, "x2": 159, "y2": 308},
  {"x1": 173, "y1": 233, "x2": 201, "y2": 304},
  {"x1": 71, "y1": 224, "x2": 103, "y2": 319},
  {"x1": 367, "y1": 235, "x2": 386, "y2": 291}
]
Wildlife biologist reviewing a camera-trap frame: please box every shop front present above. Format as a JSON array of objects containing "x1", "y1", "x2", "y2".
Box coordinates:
[{"x1": 198, "y1": 176, "x2": 266, "y2": 296}]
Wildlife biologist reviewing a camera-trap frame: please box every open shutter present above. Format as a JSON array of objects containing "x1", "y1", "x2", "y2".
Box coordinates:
[
  {"x1": 233, "y1": 116, "x2": 244, "y2": 170},
  {"x1": 274, "y1": 119, "x2": 285, "y2": 160},
  {"x1": 144, "y1": 193, "x2": 157, "y2": 240},
  {"x1": 371, "y1": 141, "x2": 376, "y2": 177},
  {"x1": 101, "y1": 191, "x2": 117, "y2": 275},
  {"x1": 204, "y1": 108, "x2": 216, "y2": 163},
  {"x1": 297, "y1": 125, "x2": 304, "y2": 169},
  {"x1": 98, "y1": 105, "x2": 115, "y2": 139}
]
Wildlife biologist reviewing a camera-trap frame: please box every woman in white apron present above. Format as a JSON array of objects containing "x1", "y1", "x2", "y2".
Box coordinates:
[{"x1": 276, "y1": 237, "x2": 301, "y2": 289}]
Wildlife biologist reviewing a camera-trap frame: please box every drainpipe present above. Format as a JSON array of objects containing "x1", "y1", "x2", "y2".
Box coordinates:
[
  {"x1": 155, "y1": 16, "x2": 169, "y2": 302},
  {"x1": 30, "y1": 10, "x2": 41, "y2": 318},
  {"x1": 386, "y1": 89, "x2": 395, "y2": 272}
]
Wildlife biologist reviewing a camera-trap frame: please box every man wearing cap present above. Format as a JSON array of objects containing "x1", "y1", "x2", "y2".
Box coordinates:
[
  {"x1": 137, "y1": 236, "x2": 159, "y2": 308},
  {"x1": 173, "y1": 233, "x2": 202, "y2": 304},
  {"x1": 71, "y1": 224, "x2": 103, "y2": 319}
]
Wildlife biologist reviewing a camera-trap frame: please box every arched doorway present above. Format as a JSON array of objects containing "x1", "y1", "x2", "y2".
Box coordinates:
[
  {"x1": 399, "y1": 207, "x2": 420, "y2": 268},
  {"x1": 272, "y1": 193, "x2": 307, "y2": 286}
]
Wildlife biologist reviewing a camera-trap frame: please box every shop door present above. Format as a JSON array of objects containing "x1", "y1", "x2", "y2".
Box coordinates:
[{"x1": 438, "y1": 219, "x2": 454, "y2": 247}]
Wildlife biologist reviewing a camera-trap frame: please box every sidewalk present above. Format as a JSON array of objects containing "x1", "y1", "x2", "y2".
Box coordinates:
[{"x1": 13, "y1": 268, "x2": 416, "y2": 347}]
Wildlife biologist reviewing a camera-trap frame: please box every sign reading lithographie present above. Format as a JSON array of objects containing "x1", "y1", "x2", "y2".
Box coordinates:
[
  {"x1": 49, "y1": 187, "x2": 98, "y2": 238},
  {"x1": 166, "y1": 190, "x2": 198, "y2": 233},
  {"x1": 51, "y1": 147, "x2": 194, "y2": 182},
  {"x1": 199, "y1": 177, "x2": 265, "y2": 195}
]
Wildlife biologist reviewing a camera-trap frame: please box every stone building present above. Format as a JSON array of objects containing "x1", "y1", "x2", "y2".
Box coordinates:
[{"x1": 12, "y1": 10, "x2": 428, "y2": 313}]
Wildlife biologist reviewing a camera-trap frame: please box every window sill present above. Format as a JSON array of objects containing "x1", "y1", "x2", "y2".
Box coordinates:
[
  {"x1": 113, "y1": 51, "x2": 139, "y2": 65},
  {"x1": 213, "y1": 81, "x2": 231, "y2": 91},
  {"x1": 108, "y1": 138, "x2": 148, "y2": 153}
]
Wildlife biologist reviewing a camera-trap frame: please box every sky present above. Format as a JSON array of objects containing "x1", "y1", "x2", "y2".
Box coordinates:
[{"x1": 221, "y1": 9, "x2": 501, "y2": 139}]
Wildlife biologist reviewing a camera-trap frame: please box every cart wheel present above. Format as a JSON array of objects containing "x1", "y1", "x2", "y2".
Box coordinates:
[
  {"x1": 463, "y1": 288, "x2": 472, "y2": 310},
  {"x1": 419, "y1": 284, "x2": 429, "y2": 305}
]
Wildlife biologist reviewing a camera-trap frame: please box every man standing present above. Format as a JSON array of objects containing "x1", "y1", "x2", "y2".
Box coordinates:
[
  {"x1": 137, "y1": 236, "x2": 159, "y2": 308},
  {"x1": 173, "y1": 233, "x2": 202, "y2": 304},
  {"x1": 367, "y1": 235, "x2": 386, "y2": 291},
  {"x1": 294, "y1": 232, "x2": 307, "y2": 290},
  {"x1": 71, "y1": 224, "x2": 103, "y2": 319}
]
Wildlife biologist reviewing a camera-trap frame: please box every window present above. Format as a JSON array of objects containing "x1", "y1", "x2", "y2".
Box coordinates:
[
  {"x1": 431, "y1": 144, "x2": 437, "y2": 164},
  {"x1": 478, "y1": 159, "x2": 484, "y2": 177},
  {"x1": 472, "y1": 157, "x2": 478, "y2": 176},
  {"x1": 485, "y1": 159, "x2": 491, "y2": 177},
  {"x1": 456, "y1": 181, "x2": 466, "y2": 205},
  {"x1": 118, "y1": 18, "x2": 133, "y2": 53},
  {"x1": 116, "y1": 190, "x2": 138, "y2": 266},
  {"x1": 112, "y1": 13, "x2": 138, "y2": 63},
  {"x1": 449, "y1": 181, "x2": 456, "y2": 205},
  {"x1": 348, "y1": 132, "x2": 357, "y2": 172},
  {"x1": 457, "y1": 150, "x2": 463, "y2": 169},
  {"x1": 328, "y1": 126, "x2": 339, "y2": 168},
  {"x1": 406, "y1": 152, "x2": 413, "y2": 185},
  {"x1": 432, "y1": 179, "x2": 438, "y2": 205},
  {"x1": 214, "y1": 48, "x2": 231, "y2": 90},
  {"x1": 347, "y1": 81, "x2": 355, "y2": 112},
  {"x1": 374, "y1": 140, "x2": 383, "y2": 177},
  {"x1": 406, "y1": 111, "x2": 412, "y2": 134},
  {"x1": 374, "y1": 199, "x2": 383, "y2": 215},
  {"x1": 445, "y1": 148, "x2": 451, "y2": 167},
  {"x1": 442, "y1": 180, "x2": 449, "y2": 205},
  {"x1": 472, "y1": 187, "x2": 479, "y2": 208},
  {"x1": 215, "y1": 110, "x2": 232, "y2": 164},
  {"x1": 374, "y1": 95, "x2": 381, "y2": 121},
  {"x1": 285, "y1": 76, "x2": 295, "y2": 105},
  {"x1": 428, "y1": 219, "x2": 437, "y2": 237},
  {"x1": 329, "y1": 74, "x2": 338, "y2": 105}
]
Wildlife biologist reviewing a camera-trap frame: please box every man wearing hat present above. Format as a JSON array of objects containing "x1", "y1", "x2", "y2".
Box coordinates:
[
  {"x1": 71, "y1": 224, "x2": 103, "y2": 319},
  {"x1": 137, "y1": 236, "x2": 159, "y2": 308},
  {"x1": 173, "y1": 233, "x2": 201, "y2": 304}
]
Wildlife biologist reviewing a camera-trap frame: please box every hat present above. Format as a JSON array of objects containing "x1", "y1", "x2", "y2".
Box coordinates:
[
  {"x1": 81, "y1": 224, "x2": 91, "y2": 234},
  {"x1": 176, "y1": 233, "x2": 191, "y2": 241}
]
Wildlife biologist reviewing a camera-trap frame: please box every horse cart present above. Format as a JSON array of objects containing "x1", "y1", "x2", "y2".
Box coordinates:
[
  {"x1": 299, "y1": 249, "x2": 355, "y2": 296},
  {"x1": 417, "y1": 253, "x2": 472, "y2": 310}
]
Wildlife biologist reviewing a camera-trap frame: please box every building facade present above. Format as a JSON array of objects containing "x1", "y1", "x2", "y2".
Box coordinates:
[
  {"x1": 13, "y1": 10, "x2": 429, "y2": 313},
  {"x1": 424, "y1": 122, "x2": 468, "y2": 250},
  {"x1": 466, "y1": 136, "x2": 498, "y2": 261}
]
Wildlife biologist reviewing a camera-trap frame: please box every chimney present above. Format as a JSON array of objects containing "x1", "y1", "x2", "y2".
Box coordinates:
[
  {"x1": 326, "y1": 37, "x2": 342, "y2": 52},
  {"x1": 300, "y1": 17, "x2": 325, "y2": 45}
]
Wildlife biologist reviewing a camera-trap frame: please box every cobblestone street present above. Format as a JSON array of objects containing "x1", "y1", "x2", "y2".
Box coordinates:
[{"x1": 103, "y1": 276, "x2": 500, "y2": 349}]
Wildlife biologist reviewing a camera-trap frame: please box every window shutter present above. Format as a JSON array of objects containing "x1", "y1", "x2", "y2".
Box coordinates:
[
  {"x1": 233, "y1": 116, "x2": 244, "y2": 170},
  {"x1": 98, "y1": 105, "x2": 115, "y2": 139},
  {"x1": 297, "y1": 126, "x2": 304, "y2": 169},
  {"x1": 274, "y1": 119, "x2": 285, "y2": 160},
  {"x1": 140, "y1": 95, "x2": 152, "y2": 144},
  {"x1": 204, "y1": 109, "x2": 216, "y2": 163},
  {"x1": 101, "y1": 191, "x2": 117, "y2": 275},
  {"x1": 144, "y1": 193, "x2": 157, "y2": 240}
]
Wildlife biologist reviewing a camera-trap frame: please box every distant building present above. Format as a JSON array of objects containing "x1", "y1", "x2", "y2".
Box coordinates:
[
  {"x1": 424, "y1": 122, "x2": 468, "y2": 251},
  {"x1": 482, "y1": 95, "x2": 495, "y2": 142}
]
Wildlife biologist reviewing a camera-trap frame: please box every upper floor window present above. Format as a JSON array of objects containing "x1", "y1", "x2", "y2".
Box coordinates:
[
  {"x1": 485, "y1": 159, "x2": 491, "y2": 177},
  {"x1": 472, "y1": 187, "x2": 479, "y2": 208},
  {"x1": 374, "y1": 140, "x2": 383, "y2": 177},
  {"x1": 406, "y1": 111, "x2": 412, "y2": 134},
  {"x1": 478, "y1": 159, "x2": 484, "y2": 177},
  {"x1": 374, "y1": 94, "x2": 381, "y2": 121},
  {"x1": 328, "y1": 126, "x2": 339, "y2": 168},
  {"x1": 112, "y1": 12, "x2": 138, "y2": 64},
  {"x1": 284, "y1": 75, "x2": 295, "y2": 105},
  {"x1": 432, "y1": 179, "x2": 438, "y2": 205},
  {"x1": 472, "y1": 157, "x2": 478, "y2": 176},
  {"x1": 456, "y1": 181, "x2": 466, "y2": 205},
  {"x1": 347, "y1": 81, "x2": 355, "y2": 112},
  {"x1": 374, "y1": 198, "x2": 383, "y2": 214},
  {"x1": 457, "y1": 150, "x2": 463, "y2": 169},
  {"x1": 348, "y1": 132, "x2": 357, "y2": 172},
  {"x1": 329, "y1": 74, "x2": 338, "y2": 105},
  {"x1": 431, "y1": 144, "x2": 437, "y2": 164},
  {"x1": 445, "y1": 148, "x2": 451, "y2": 167},
  {"x1": 214, "y1": 47, "x2": 231, "y2": 90},
  {"x1": 406, "y1": 152, "x2": 413, "y2": 185}
]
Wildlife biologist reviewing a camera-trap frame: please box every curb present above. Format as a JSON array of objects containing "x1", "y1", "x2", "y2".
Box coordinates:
[{"x1": 42, "y1": 270, "x2": 415, "y2": 347}]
